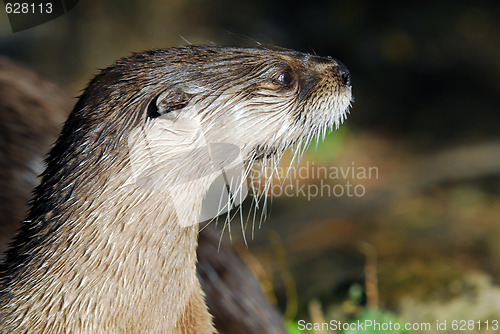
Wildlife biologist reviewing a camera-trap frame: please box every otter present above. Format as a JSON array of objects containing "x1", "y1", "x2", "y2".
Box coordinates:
[
  {"x1": 0, "y1": 45, "x2": 352, "y2": 333},
  {"x1": 0, "y1": 56, "x2": 287, "y2": 333}
]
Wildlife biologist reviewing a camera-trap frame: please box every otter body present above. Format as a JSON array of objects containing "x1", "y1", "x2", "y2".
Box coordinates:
[{"x1": 0, "y1": 46, "x2": 351, "y2": 333}]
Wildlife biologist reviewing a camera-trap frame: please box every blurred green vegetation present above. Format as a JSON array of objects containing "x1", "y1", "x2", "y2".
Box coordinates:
[{"x1": 343, "y1": 310, "x2": 410, "y2": 334}]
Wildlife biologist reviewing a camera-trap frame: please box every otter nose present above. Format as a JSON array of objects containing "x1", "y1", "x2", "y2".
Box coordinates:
[{"x1": 336, "y1": 60, "x2": 351, "y2": 87}]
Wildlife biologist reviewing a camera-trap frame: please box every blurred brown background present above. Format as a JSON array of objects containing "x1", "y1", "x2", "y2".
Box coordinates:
[{"x1": 1, "y1": 0, "x2": 499, "y2": 332}]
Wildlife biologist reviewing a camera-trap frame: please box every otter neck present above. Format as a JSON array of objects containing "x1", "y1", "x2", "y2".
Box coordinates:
[{"x1": 1, "y1": 155, "x2": 215, "y2": 333}]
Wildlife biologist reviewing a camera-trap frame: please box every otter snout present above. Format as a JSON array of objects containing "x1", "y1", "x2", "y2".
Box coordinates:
[
  {"x1": 310, "y1": 55, "x2": 351, "y2": 88},
  {"x1": 336, "y1": 60, "x2": 351, "y2": 87}
]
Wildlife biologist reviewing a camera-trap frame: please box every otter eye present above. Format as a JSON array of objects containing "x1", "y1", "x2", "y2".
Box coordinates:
[{"x1": 274, "y1": 71, "x2": 295, "y2": 87}]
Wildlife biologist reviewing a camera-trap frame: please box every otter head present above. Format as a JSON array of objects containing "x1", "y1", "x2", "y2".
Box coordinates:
[
  {"x1": 143, "y1": 46, "x2": 352, "y2": 160},
  {"x1": 60, "y1": 45, "x2": 352, "y2": 226}
]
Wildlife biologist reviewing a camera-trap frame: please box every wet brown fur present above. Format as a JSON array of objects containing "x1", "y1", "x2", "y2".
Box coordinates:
[
  {"x1": 0, "y1": 56, "x2": 287, "y2": 334},
  {"x1": 0, "y1": 46, "x2": 351, "y2": 333}
]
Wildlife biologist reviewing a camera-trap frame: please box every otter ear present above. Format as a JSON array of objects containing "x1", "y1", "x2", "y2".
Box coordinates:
[{"x1": 147, "y1": 86, "x2": 191, "y2": 119}]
